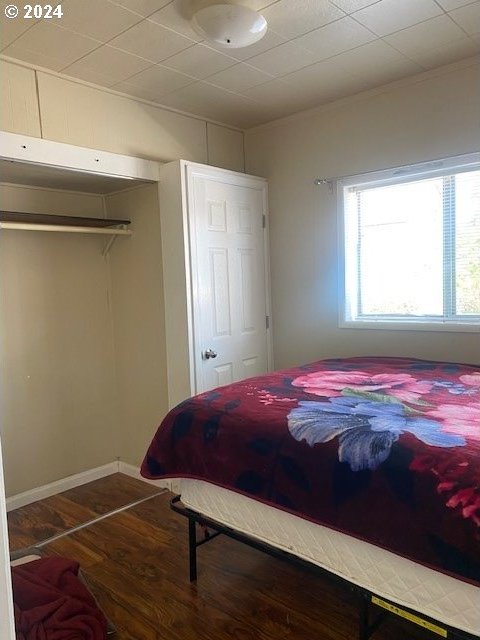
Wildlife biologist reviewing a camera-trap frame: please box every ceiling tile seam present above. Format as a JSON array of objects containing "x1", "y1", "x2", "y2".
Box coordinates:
[
  {"x1": 57, "y1": 13, "x2": 200, "y2": 73},
  {"x1": 330, "y1": 0, "x2": 384, "y2": 15},
  {"x1": 358, "y1": 8, "x2": 471, "y2": 40},
  {"x1": 276, "y1": 13, "x2": 379, "y2": 53},
  {"x1": 445, "y1": 11, "x2": 475, "y2": 39},
  {"x1": 447, "y1": 7, "x2": 480, "y2": 37},
  {"x1": 168, "y1": 78, "x2": 271, "y2": 107},
  {"x1": 110, "y1": 63, "x2": 199, "y2": 92},
  {"x1": 25, "y1": 16, "x2": 143, "y2": 73},
  {"x1": 433, "y1": 0, "x2": 450, "y2": 15},
  {"x1": 2, "y1": 0, "x2": 71, "y2": 50},
  {"x1": 243, "y1": 38, "x2": 420, "y2": 86},
  {"x1": 201, "y1": 63, "x2": 277, "y2": 86},
  {"x1": 158, "y1": 45, "x2": 239, "y2": 71},
  {"x1": 0, "y1": 19, "x2": 40, "y2": 52},
  {"x1": 258, "y1": 0, "x2": 282, "y2": 10},
  {"x1": 102, "y1": 0, "x2": 160, "y2": 20},
  {"x1": 377, "y1": 38, "x2": 430, "y2": 71},
  {"x1": 106, "y1": 0, "x2": 174, "y2": 20},
  {"x1": 432, "y1": 0, "x2": 480, "y2": 39},
  {"x1": 60, "y1": 47, "x2": 159, "y2": 76},
  {"x1": 377, "y1": 12, "x2": 478, "y2": 64}
]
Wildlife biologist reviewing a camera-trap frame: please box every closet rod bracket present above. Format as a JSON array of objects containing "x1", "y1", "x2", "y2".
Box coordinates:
[{"x1": 102, "y1": 226, "x2": 127, "y2": 257}]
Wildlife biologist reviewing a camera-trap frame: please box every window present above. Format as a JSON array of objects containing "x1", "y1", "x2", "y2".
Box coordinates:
[{"x1": 340, "y1": 154, "x2": 480, "y2": 330}]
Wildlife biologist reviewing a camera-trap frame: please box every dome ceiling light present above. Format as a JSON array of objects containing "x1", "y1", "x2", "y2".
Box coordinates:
[{"x1": 191, "y1": 3, "x2": 268, "y2": 49}]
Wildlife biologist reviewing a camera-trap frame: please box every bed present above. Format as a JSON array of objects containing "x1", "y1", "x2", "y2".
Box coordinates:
[{"x1": 141, "y1": 357, "x2": 480, "y2": 639}]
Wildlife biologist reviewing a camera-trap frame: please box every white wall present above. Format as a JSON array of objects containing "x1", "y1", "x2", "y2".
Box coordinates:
[
  {"x1": 245, "y1": 58, "x2": 480, "y2": 368},
  {"x1": 0, "y1": 184, "x2": 119, "y2": 496}
]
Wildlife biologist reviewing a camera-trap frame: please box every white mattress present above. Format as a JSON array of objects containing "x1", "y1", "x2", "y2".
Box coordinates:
[{"x1": 181, "y1": 479, "x2": 480, "y2": 637}]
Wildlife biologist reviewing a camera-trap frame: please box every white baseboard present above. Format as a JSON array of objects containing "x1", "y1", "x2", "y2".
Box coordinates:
[
  {"x1": 6, "y1": 460, "x2": 175, "y2": 512},
  {"x1": 6, "y1": 462, "x2": 119, "y2": 512},
  {"x1": 118, "y1": 462, "x2": 174, "y2": 491}
]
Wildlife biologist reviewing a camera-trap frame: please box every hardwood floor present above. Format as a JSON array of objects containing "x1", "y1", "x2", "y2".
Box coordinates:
[{"x1": 8, "y1": 473, "x2": 433, "y2": 640}]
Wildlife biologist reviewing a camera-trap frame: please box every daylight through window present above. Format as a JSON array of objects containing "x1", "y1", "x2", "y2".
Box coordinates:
[{"x1": 342, "y1": 160, "x2": 480, "y2": 328}]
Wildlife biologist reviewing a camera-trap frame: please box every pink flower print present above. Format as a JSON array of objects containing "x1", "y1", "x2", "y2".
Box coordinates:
[
  {"x1": 292, "y1": 370, "x2": 432, "y2": 403},
  {"x1": 427, "y1": 403, "x2": 480, "y2": 440},
  {"x1": 447, "y1": 488, "x2": 480, "y2": 527},
  {"x1": 460, "y1": 373, "x2": 480, "y2": 388},
  {"x1": 258, "y1": 390, "x2": 296, "y2": 406}
]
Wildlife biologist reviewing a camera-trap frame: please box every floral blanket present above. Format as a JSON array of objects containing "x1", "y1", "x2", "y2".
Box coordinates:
[{"x1": 141, "y1": 357, "x2": 480, "y2": 585}]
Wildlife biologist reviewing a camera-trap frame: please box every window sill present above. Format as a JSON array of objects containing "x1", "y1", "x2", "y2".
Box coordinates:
[{"x1": 339, "y1": 320, "x2": 480, "y2": 333}]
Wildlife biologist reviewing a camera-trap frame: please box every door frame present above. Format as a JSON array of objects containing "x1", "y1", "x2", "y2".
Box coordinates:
[{"x1": 184, "y1": 161, "x2": 274, "y2": 395}]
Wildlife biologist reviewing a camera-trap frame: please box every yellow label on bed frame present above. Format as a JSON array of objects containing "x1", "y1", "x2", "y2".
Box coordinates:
[{"x1": 371, "y1": 596, "x2": 448, "y2": 637}]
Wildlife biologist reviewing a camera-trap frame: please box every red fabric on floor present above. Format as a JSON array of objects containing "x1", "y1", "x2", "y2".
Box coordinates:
[{"x1": 12, "y1": 557, "x2": 107, "y2": 640}]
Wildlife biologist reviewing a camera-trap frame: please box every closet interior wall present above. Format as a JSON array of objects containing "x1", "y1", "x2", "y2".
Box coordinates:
[
  {"x1": 0, "y1": 180, "x2": 166, "y2": 497},
  {"x1": 105, "y1": 184, "x2": 168, "y2": 468}
]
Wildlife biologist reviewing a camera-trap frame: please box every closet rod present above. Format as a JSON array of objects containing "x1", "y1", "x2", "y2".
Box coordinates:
[{"x1": 0, "y1": 222, "x2": 132, "y2": 236}]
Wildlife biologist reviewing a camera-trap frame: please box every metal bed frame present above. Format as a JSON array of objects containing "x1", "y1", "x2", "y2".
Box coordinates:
[{"x1": 171, "y1": 495, "x2": 478, "y2": 640}]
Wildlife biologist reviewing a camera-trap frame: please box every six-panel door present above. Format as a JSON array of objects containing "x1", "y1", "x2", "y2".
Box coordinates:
[{"x1": 189, "y1": 171, "x2": 269, "y2": 393}]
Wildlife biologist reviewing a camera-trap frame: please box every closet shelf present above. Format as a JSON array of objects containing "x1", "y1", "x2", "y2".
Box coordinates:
[
  {"x1": 0, "y1": 211, "x2": 131, "y2": 229},
  {"x1": 0, "y1": 212, "x2": 132, "y2": 256}
]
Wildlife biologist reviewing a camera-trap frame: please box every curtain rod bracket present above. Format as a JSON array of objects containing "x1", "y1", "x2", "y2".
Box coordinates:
[{"x1": 314, "y1": 178, "x2": 335, "y2": 194}]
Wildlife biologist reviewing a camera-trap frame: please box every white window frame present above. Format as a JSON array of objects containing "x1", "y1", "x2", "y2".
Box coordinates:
[{"x1": 337, "y1": 152, "x2": 480, "y2": 333}]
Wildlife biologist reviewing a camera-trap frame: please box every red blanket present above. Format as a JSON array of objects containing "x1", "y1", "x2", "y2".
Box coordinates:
[
  {"x1": 12, "y1": 557, "x2": 107, "y2": 640},
  {"x1": 142, "y1": 357, "x2": 480, "y2": 585}
]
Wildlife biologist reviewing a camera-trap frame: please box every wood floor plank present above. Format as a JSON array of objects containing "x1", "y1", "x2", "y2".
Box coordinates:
[
  {"x1": 8, "y1": 473, "x2": 161, "y2": 551},
  {"x1": 58, "y1": 473, "x2": 160, "y2": 516},
  {"x1": 7, "y1": 477, "x2": 442, "y2": 640}
]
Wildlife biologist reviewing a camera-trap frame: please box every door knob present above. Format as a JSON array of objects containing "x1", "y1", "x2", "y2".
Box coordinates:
[{"x1": 204, "y1": 349, "x2": 217, "y2": 360}]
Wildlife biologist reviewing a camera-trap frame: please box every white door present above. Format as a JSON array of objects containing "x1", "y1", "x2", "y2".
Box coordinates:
[
  {"x1": 188, "y1": 168, "x2": 271, "y2": 393},
  {"x1": 0, "y1": 438, "x2": 15, "y2": 640}
]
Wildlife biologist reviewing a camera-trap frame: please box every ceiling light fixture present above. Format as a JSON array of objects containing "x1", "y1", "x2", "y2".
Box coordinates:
[{"x1": 191, "y1": 3, "x2": 268, "y2": 49}]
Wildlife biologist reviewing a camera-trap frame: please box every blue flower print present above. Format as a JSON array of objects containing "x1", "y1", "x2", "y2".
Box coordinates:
[
  {"x1": 430, "y1": 380, "x2": 477, "y2": 396},
  {"x1": 287, "y1": 397, "x2": 465, "y2": 472}
]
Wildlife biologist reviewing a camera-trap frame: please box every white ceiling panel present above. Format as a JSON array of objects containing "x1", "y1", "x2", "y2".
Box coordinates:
[
  {"x1": 436, "y1": 0, "x2": 479, "y2": 10},
  {"x1": 207, "y1": 63, "x2": 273, "y2": 92},
  {"x1": 0, "y1": 15, "x2": 38, "y2": 50},
  {"x1": 108, "y1": 0, "x2": 171, "y2": 17},
  {"x1": 162, "y1": 43, "x2": 237, "y2": 79},
  {"x1": 331, "y1": 0, "x2": 384, "y2": 12},
  {"x1": 62, "y1": 45, "x2": 152, "y2": 85},
  {"x1": 114, "y1": 62, "x2": 194, "y2": 98},
  {"x1": 296, "y1": 16, "x2": 376, "y2": 60},
  {"x1": 247, "y1": 40, "x2": 318, "y2": 76},
  {"x1": 109, "y1": 19, "x2": 195, "y2": 62},
  {"x1": 160, "y1": 81, "x2": 261, "y2": 127},
  {"x1": 59, "y1": 0, "x2": 142, "y2": 41},
  {"x1": 353, "y1": 0, "x2": 443, "y2": 36},
  {"x1": 449, "y1": 2, "x2": 480, "y2": 35},
  {"x1": 385, "y1": 15, "x2": 467, "y2": 55},
  {"x1": 406, "y1": 36, "x2": 480, "y2": 68},
  {"x1": 331, "y1": 40, "x2": 424, "y2": 86},
  {"x1": 242, "y1": 77, "x2": 298, "y2": 103},
  {"x1": 148, "y1": 1, "x2": 203, "y2": 40},
  {"x1": 2, "y1": 22, "x2": 101, "y2": 71},
  {"x1": 262, "y1": 0, "x2": 345, "y2": 38}
]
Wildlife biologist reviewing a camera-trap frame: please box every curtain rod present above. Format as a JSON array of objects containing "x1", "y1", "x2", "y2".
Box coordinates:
[
  {"x1": 313, "y1": 151, "x2": 480, "y2": 187},
  {"x1": 313, "y1": 160, "x2": 445, "y2": 186}
]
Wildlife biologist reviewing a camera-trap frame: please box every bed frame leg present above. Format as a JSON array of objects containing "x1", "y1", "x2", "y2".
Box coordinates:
[
  {"x1": 188, "y1": 517, "x2": 197, "y2": 582},
  {"x1": 359, "y1": 593, "x2": 370, "y2": 640}
]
